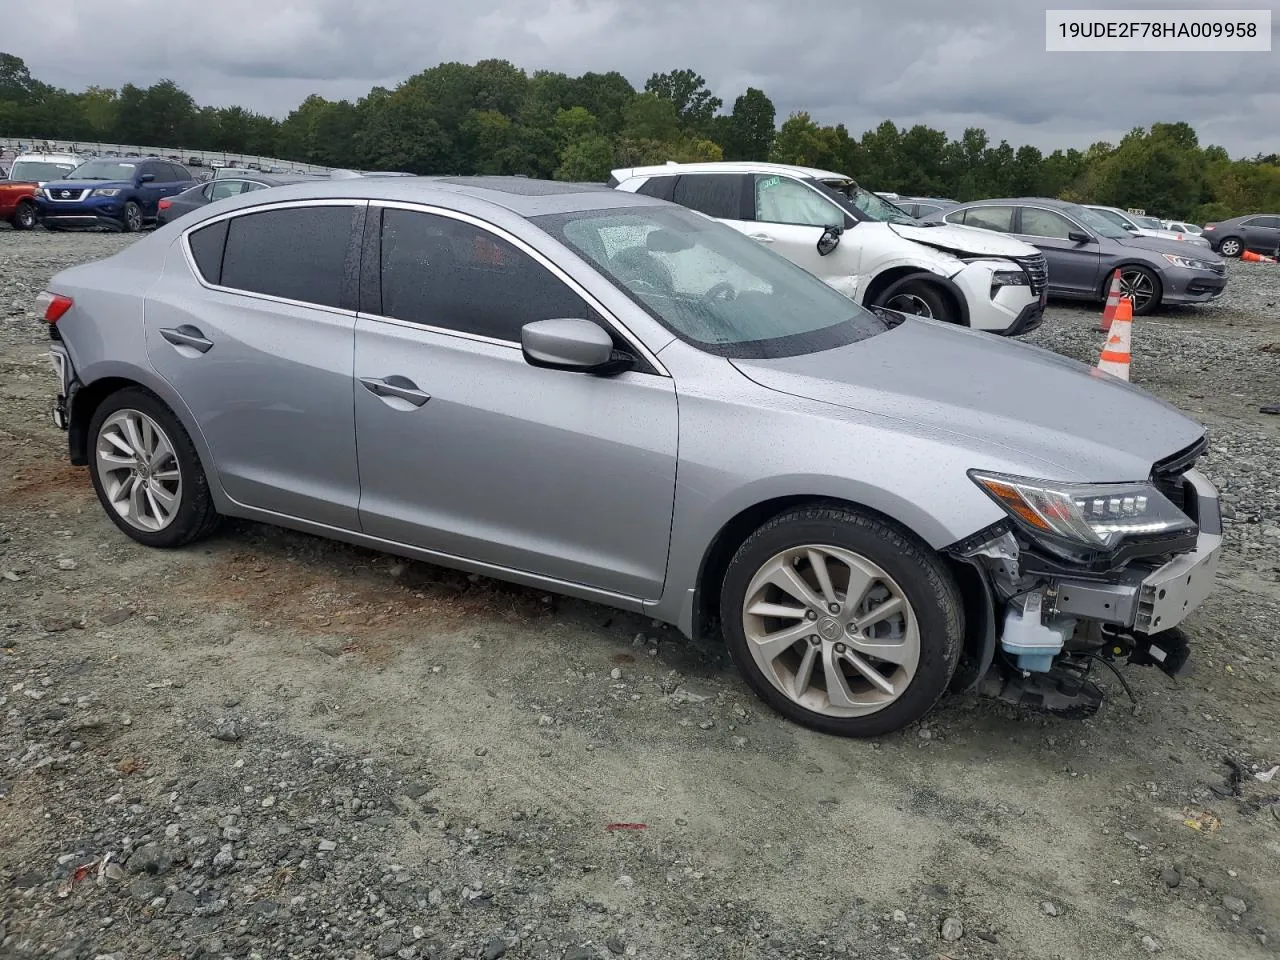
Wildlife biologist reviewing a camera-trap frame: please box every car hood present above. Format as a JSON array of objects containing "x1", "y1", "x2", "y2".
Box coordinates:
[
  {"x1": 42, "y1": 179, "x2": 133, "y2": 191},
  {"x1": 730, "y1": 318, "x2": 1204, "y2": 481},
  {"x1": 1114, "y1": 234, "x2": 1224, "y2": 262},
  {"x1": 887, "y1": 221, "x2": 1039, "y2": 258}
]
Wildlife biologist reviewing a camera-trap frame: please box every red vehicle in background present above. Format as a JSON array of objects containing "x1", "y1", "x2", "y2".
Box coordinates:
[{"x1": 2, "y1": 153, "x2": 80, "y2": 230}]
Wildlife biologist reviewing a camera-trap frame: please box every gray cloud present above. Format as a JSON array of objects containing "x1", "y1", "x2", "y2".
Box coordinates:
[{"x1": 8, "y1": 0, "x2": 1277, "y2": 156}]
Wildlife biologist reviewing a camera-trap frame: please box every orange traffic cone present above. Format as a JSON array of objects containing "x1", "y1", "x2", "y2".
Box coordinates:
[
  {"x1": 1096, "y1": 268, "x2": 1123, "y2": 332},
  {"x1": 1242, "y1": 250, "x2": 1263, "y2": 262},
  {"x1": 1097, "y1": 297, "x2": 1133, "y2": 381}
]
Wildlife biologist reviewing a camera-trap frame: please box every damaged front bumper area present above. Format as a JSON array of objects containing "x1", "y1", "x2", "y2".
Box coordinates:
[{"x1": 952, "y1": 467, "x2": 1222, "y2": 684}]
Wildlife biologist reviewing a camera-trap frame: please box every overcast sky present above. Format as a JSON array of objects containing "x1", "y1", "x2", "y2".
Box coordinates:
[{"x1": 10, "y1": 0, "x2": 1278, "y2": 157}]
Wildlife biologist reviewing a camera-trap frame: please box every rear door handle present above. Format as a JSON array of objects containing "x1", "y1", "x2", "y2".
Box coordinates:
[
  {"x1": 159, "y1": 325, "x2": 214, "y2": 353},
  {"x1": 360, "y1": 375, "x2": 431, "y2": 407},
  {"x1": 748, "y1": 233, "x2": 775, "y2": 244}
]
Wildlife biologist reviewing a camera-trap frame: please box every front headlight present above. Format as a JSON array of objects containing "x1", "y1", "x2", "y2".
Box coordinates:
[
  {"x1": 92, "y1": 188, "x2": 122, "y2": 197},
  {"x1": 1161, "y1": 253, "x2": 1214, "y2": 270},
  {"x1": 990, "y1": 269, "x2": 1029, "y2": 299},
  {"x1": 969, "y1": 471, "x2": 1196, "y2": 549}
]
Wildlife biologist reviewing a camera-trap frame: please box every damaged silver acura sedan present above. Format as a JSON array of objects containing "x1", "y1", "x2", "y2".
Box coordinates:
[{"x1": 39, "y1": 176, "x2": 1221, "y2": 736}]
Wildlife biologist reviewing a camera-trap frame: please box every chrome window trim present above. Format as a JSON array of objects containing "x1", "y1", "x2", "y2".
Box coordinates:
[
  {"x1": 179, "y1": 198, "x2": 366, "y2": 318},
  {"x1": 365, "y1": 199, "x2": 670, "y2": 377},
  {"x1": 178, "y1": 196, "x2": 671, "y2": 377}
]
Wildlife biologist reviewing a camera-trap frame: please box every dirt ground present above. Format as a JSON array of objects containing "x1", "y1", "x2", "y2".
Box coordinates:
[{"x1": 2, "y1": 230, "x2": 1279, "y2": 960}]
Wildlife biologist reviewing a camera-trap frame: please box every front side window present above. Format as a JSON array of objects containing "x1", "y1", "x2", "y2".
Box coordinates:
[
  {"x1": 1019, "y1": 207, "x2": 1076, "y2": 239},
  {"x1": 1069, "y1": 204, "x2": 1131, "y2": 239},
  {"x1": 143, "y1": 164, "x2": 171, "y2": 183},
  {"x1": 378, "y1": 208, "x2": 588, "y2": 342},
  {"x1": 220, "y1": 205, "x2": 355, "y2": 308},
  {"x1": 755, "y1": 175, "x2": 843, "y2": 227},
  {"x1": 672, "y1": 174, "x2": 744, "y2": 220},
  {"x1": 1089, "y1": 207, "x2": 1133, "y2": 230},
  {"x1": 962, "y1": 205, "x2": 1015, "y2": 232},
  {"x1": 535, "y1": 205, "x2": 891, "y2": 359}
]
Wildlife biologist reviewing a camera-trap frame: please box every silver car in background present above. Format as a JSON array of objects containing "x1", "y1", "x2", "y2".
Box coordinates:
[
  {"x1": 1085, "y1": 204, "x2": 1212, "y2": 248},
  {"x1": 38, "y1": 177, "x2": 1222, "y2": 737}
]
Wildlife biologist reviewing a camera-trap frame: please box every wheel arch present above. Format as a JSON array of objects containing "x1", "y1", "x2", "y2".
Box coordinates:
[
  {"x1": 863, "y1": 267, "x2": 968, "y2": 326},
  {"x1": 688, "y1": 493, "x2": 961, "y2": 643}
]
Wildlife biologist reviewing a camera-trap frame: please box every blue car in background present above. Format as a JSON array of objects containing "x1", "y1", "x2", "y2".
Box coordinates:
[{"x1": 37, "y1": 157, "x2": 195, "y2": 232}]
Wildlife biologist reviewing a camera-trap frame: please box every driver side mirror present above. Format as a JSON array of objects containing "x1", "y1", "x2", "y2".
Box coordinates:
[
  {"x1": 817, "y1": 225, "x2": 843, "y2": 257},
  {"x1": 139, "y1": 173, "x2": 155, "y2": 183},
  {"x1": 1067, "y1": 230, "x2": 1093, "y2": 244},
  {"x1": 521, "y1": 318, "x2": 633, "y2": 375},
  {"x1": 1121, "y1": 223, "x2": 1137, "y2": 232}
]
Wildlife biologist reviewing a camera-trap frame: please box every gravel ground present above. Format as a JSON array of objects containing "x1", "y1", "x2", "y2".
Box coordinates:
[{"x1": 2, "y1": 229, "x2": 1279, "y2": 960}]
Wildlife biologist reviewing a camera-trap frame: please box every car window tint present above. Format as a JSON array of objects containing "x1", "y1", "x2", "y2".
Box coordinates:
[
  {"x1": 915, "y1": 203, "x2": 942, "y2": 219},
  {"x1": 147, "y1": 163, "x2": 172, "y2": 183},
  {"x1": 962, "y1": 205, "x2": 1015, "y2": 232},
  {"x1": 188, "y1": 219, "x2": 229, "y2": 285},
  {"x1": 1253, "y1": 216, "x2": 1280, "y2": 229},
  {"x1": 168, "y1": 163, "x2": 191, "y2": 181},
  {"x1": 943, "y1": 209, "x2": 967, "y2": 225},
  {"x1": 671, "y1": 174, "x2": 743, "y2": 219},
  {"x1": 208, "y1": 180, "x2": 245, "y2": 201},
  {"x1": 635, "y1": 176, "x2": 676, "y2": 202},
  {"x1": 1019, "y1": 207, "x2": 1075, "y2": 239},
  {"x1": 221, "y1": 205, "x2": 354, "y2": 308},
  {"x1": 379, "y1": 208, "x2": 588, "y2": 342},
  {"x1": 754, "y1": 175, "x2": 843, "y2": 227}
]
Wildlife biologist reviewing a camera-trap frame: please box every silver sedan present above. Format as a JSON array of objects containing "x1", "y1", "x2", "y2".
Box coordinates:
[{"x1": 38, "y1": 177, "x2": 1222, "y2": 736}]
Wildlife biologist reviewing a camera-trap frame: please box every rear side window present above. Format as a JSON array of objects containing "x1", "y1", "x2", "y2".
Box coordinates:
[
  {"x1": 673, "y1": 174, "x2": 745, "y2": 220},
  {"x1": 220, "y1": 205, "x2": 355, "y2": 308},
  {"x1": 378, "y1": 208, "x2": 588, "y2": 342},
  {"x1": 635, "y1": 176, "x2": 676, "y2": 202},
  {"x1": 187, "y1": 219, "x2": 229, "y2": 284}
]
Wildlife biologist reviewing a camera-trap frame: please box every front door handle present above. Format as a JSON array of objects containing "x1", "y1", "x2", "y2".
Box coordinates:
[
  {"x1": 360, "y1": 375, "x2": 431, "y2": 407},
  {"x1": 748, "y1": 232, "x2": 775, "y2": 244},
  {"x1": 159, "y1": 325, "x2": 214, "y2": 353}
]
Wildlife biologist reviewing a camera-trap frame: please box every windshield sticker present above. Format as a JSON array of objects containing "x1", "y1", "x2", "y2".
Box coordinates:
[{"x1": 758, "y1": 176, "x2": 781, "y2": 189}]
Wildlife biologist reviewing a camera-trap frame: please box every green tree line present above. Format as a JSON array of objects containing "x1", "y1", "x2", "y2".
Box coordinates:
[{"x1": 3, "y1": 53, "x2": 1277, "y2": 221}]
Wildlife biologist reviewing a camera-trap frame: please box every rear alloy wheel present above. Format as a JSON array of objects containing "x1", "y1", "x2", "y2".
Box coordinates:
[
  {"x1": 720, "y1": 505, "x2": 963, "y2": 737},
  {"x1": 875, "y1": 277, "x2": 952, "y2": 323},
  {"x1": 88, "y1": 388, "x2": 220, "y2": 548},
  {"x1": 1217, "y1": 237, "x2": 1242, "y2": 258},
  {"x1": 1117, "y1": 265, "x2": 1161, "y2": 316},
  {"x1": 11, "y1": 200, "x2": 37, "y2": 231},
  {"x1": 121, "y1": 201, "x2": 143, "y2": 233}
]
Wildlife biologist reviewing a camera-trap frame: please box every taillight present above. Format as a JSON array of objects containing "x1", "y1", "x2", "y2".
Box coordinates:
[
  {"x1": 35, "y1": 291, "x2": 74, "y2": 324},
  {"x1": 158, "y1": 198, "x2": 172, "y2": 210}
]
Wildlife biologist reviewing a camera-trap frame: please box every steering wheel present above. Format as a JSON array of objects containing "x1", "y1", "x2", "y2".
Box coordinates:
[{"x1": 703, "y1": 281, "x2": 737, "y2": 303}]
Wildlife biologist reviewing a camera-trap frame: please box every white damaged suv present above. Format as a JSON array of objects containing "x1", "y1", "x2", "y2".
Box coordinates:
[{"x1": 611, "y1": 162, "x2": 1048, "y2": 335}]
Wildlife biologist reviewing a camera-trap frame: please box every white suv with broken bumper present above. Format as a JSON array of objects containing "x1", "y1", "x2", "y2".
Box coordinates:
[{"x1": 611, "y1": 161, "x2": 1049, "y2": 335}]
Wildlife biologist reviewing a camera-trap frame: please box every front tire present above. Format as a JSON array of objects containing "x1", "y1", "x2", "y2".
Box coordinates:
[
  {"x1": 87, "y1": 387, "x2": 220, "y2": 548},
  {"x1": 121, "y1": 201, "x2": 143, "y2": 233},
  {"x1": 874, "y1": 276, "x2": 954, "y2": 323},
  {"x1": 1118, "y1": 265, "x2": 1161, "y2": 315},
  {"x1": 11, "y1": 200, "x2": 37, "y2": 231},
  {"x1": 720, "y1": 504, "x2": 963, "y2": 737},
  {"x1": 1217, "y1": 237, "x2": 1242, "y2": 258}
]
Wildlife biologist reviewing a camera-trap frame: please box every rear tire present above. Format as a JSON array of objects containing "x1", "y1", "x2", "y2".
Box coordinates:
[
  {"x1": 11, "y1": 200, "x2": 37, "y2": 231},
  {"x1": 720, "y1": 504, "x2": 963, "y2": 737},
  {"x1": 87, "y1": 387, "x2": 220, "y2": 548},
  {"x1": 121, "y1": 201, "x2": 143, "y2": 233},
  {"x1": 1217, "y1": 237, "x2": 1242, "y2": 258},
  {"x1": 873, "y1": 276, "x2": 956, "y2": 324}
]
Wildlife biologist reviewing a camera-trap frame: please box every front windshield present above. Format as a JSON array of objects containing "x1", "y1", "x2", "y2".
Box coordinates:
[
  {"x1": 535, "y1": 205, "x2": 891, "y2": 359},
  {"x1": 1135, "y1": 215, "x2": 1164, "y2": 230},
  {"x1": 8, "y1": 160, "x2": 76, "y2": 182},
  {"x1": 69, "y1": 159, "x2": 138, "y2": 181},
  {"x1": 817, "y1": 178, "x2": 918, "y2": 224},
  {"x1": 1068, "y1": 204, "x2": 1131, "y2": 239}
]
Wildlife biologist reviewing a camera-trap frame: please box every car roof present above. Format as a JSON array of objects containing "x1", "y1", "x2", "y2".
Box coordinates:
[
  {"x1": 610, "y1": 160, "x2": 850, "y2": 182},
  {"x1": 949, "y1": 197, "x2": 1080, "y2": 210},
  {"x1": 13, "y1": 152, "x2": 80, "y2": 163},
  {"x1": 185, "y1": 175, "x2": 662, "y2": 221}
]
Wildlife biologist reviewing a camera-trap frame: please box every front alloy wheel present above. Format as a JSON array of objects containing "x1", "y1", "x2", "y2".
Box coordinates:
[
  {"x1": 95, "y1": 409, "x2": 183, "y2": 532},
  {"x1": 1118, "y1": 266, "x2": 1160, "y2": 315},
  {"x1": 720, "y1": 504, "x2": 963, "y2": 737},
  {"x1": 741, "y1": 545, "x2": 921, "y2": 717},
  {"x1": 12, "y1": 201, "x2": 37, "y2": 230}
]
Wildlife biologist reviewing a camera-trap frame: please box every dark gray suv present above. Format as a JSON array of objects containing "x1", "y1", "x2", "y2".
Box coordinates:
[
  {"x1": 1201, "y1": 214, "x2": 1280, "y2": 258},
  {"x1": 932, "y1": 198, "x2": 1228, "y2": 315}
]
